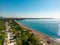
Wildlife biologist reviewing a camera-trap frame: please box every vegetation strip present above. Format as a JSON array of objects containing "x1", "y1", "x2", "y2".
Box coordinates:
[
  {"x1": 8, "y1": 19, "x2": 43, "y2": 45},
  {"x1": 0, "y1": 19, "x2": 6, "y2": 45}
]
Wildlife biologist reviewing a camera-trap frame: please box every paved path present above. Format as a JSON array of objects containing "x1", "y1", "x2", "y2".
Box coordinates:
[{"x1": 4, "y1": 22, "x2": 16, "y2": 45}]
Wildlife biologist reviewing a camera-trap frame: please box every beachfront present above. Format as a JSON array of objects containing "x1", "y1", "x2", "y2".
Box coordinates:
[
  {"x1": 8, "y1": 19, "x2": 43, "y2": 45},
  {"x1": 15, "y1": 20, "x2": 60, "y2": 45},
  {"x1": 0, "y1": 19, "x2": 60, "y2": 45}
]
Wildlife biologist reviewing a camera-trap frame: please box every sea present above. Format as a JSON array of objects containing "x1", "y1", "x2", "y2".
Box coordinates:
[{"x1": 17, "y1": 19, "x2": 60, "y2": 40}]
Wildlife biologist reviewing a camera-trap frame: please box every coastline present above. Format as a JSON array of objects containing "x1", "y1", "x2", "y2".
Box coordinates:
[{"x1": 14, "y1": 20, "x2": 60, "y2": 45}]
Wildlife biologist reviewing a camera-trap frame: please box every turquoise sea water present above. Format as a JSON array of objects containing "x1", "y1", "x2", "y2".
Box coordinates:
[{"x1": 18, "y1": 19, "x2": 60, "y2": 38}]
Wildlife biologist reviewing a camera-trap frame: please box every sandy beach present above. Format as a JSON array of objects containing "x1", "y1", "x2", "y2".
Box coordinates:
[{"x1": 15, "y1": 20, "x2": 60, "y2": 45}]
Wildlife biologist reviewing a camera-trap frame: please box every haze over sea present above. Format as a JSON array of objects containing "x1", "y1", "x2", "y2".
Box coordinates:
[{"x1": 18, "y1": 19, "x2": 60, "y2": 40}]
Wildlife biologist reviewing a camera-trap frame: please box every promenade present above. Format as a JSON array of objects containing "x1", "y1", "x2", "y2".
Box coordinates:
[{"x1": 4, "y1": 22, "x2": 16, "y2": 45}]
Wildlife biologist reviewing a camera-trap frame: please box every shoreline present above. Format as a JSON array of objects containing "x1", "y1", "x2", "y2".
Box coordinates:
[{"x1": 14, "y1": 20, "x2": 60, "y2": 45}]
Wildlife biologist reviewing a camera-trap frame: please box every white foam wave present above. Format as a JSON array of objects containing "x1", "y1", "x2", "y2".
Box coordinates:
[
  {"x1": 58, "y1": 25, "x2": 60, "y2": 36},
  {"x1": 55, "y1": 38, "x2": 60, "y2": 42}
]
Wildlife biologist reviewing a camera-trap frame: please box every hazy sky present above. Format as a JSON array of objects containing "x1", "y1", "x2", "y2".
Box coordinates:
[{"x1": 0, "y1": 0, "x2": 60, "y2": 18}]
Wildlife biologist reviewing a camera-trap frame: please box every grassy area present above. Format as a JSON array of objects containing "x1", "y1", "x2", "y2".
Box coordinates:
[
  {"x1": 0, "y1": 19, "x2": 6, "y2": 45},
  {"x1": 8, "y1": 20, "x2": 43, "y2": 45}
]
